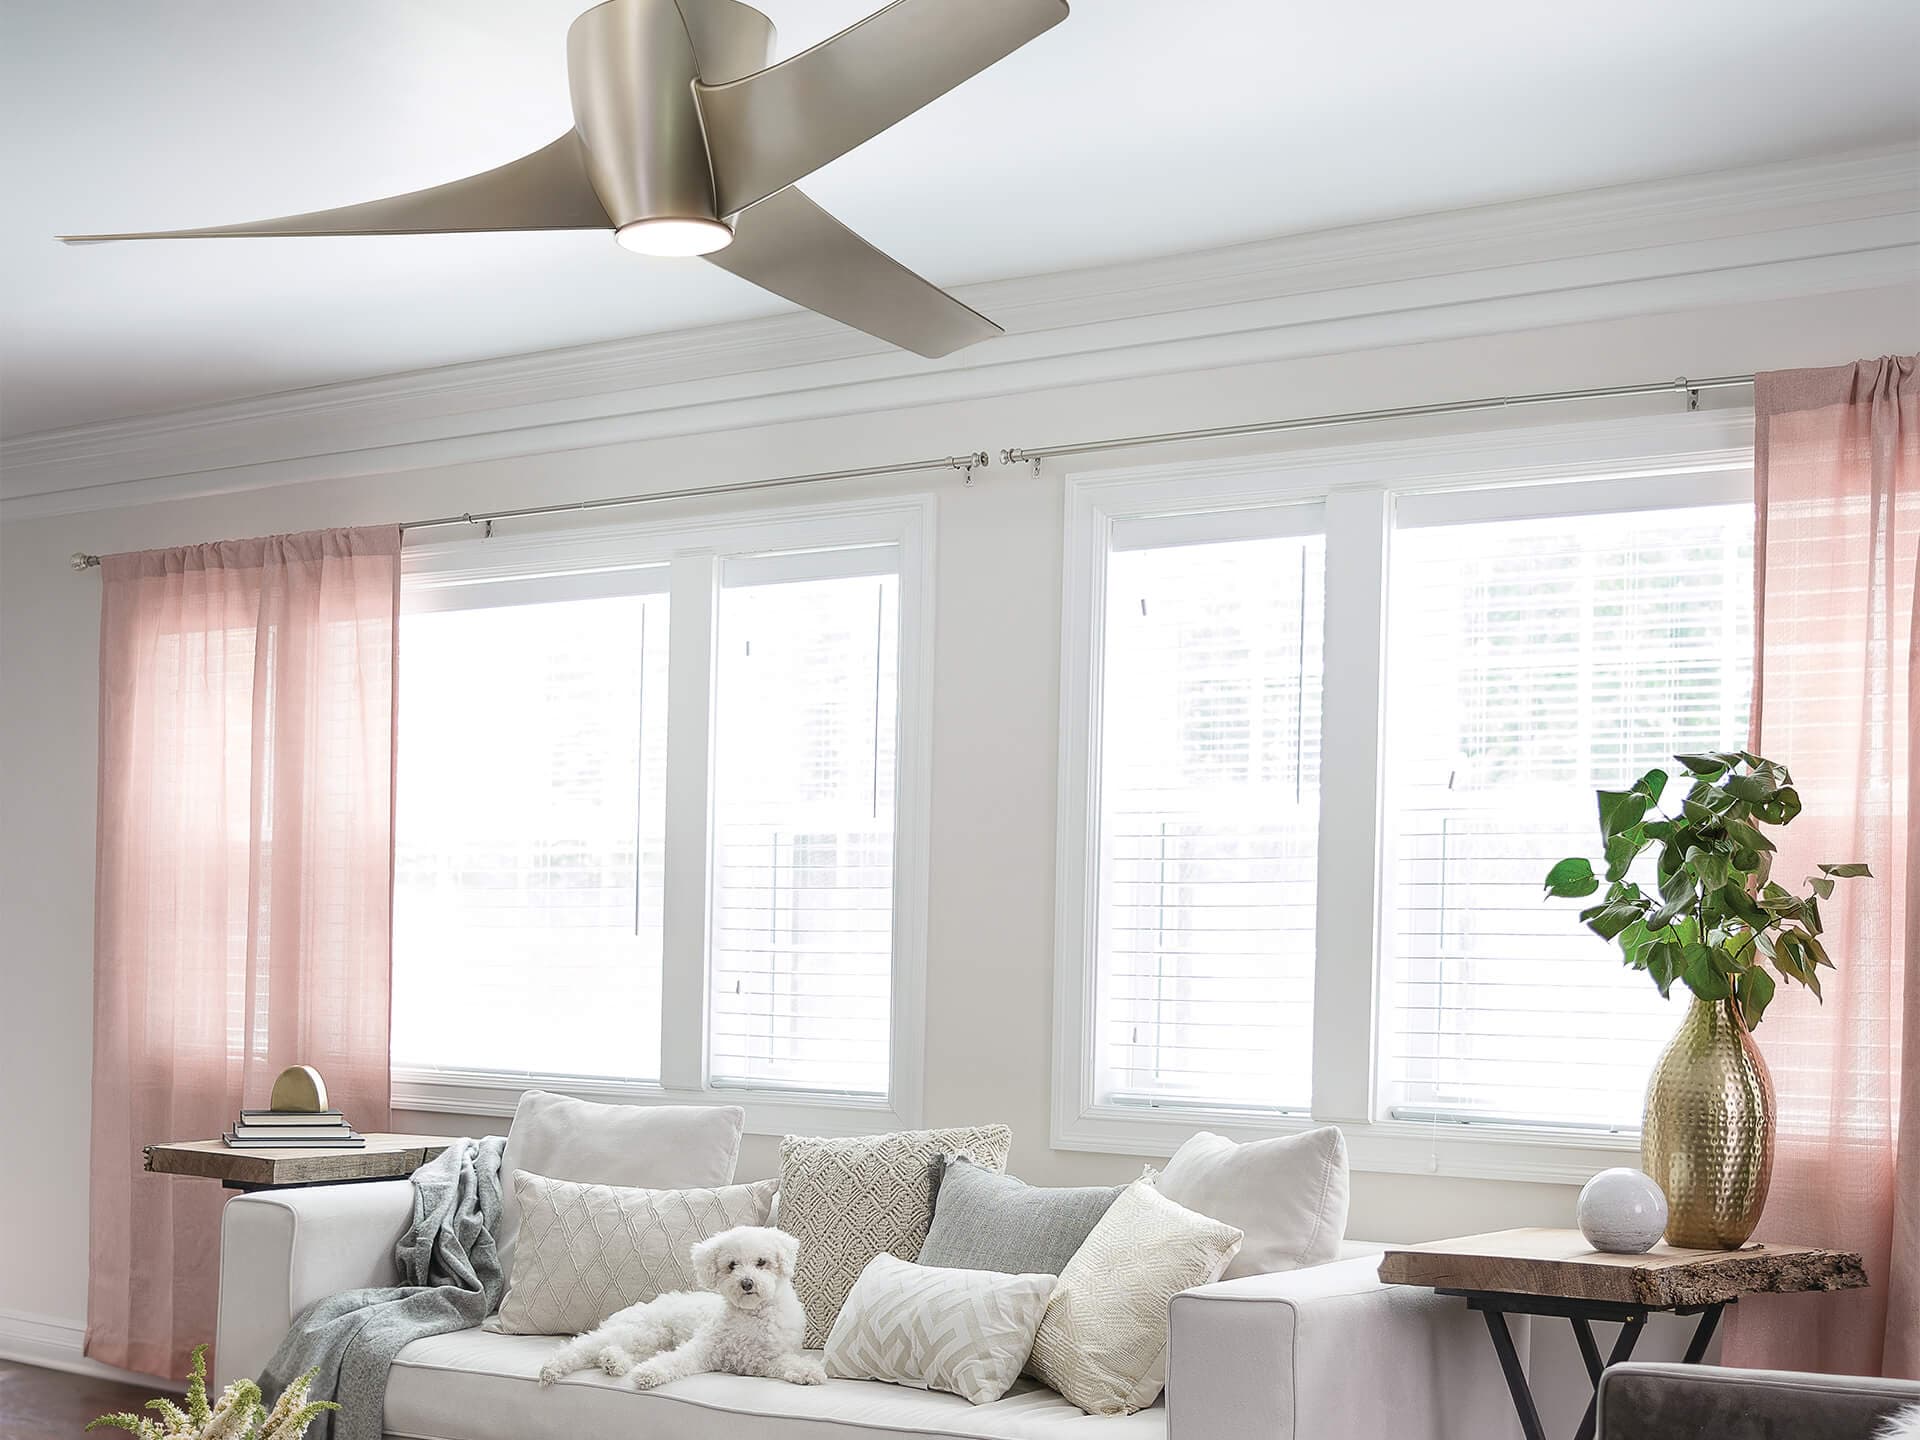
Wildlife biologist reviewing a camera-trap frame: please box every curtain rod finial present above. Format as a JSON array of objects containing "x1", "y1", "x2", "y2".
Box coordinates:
[{"x1": 72, "y1": 552, "x2": 101, "y2": 571}]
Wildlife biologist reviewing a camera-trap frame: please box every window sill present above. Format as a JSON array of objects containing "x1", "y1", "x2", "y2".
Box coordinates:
[
  {"x1": 391, "y1": 1067, "x2": 915, "y2": 1139},
  {"x1": 1055, "y1": 1102, "x2": 1640, "y2": 1186}
]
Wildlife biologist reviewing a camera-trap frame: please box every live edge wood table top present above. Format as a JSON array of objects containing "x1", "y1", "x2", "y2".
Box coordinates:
[
  {"x1": 145, "y1": 1134, "x2": 452, "y2": 1191},
  {"x1": 1378, "y1": 1228, "x2": 1867, "y2": 1440},
  {"x1": 1378, "y1": 1225, "x2": 1868, "y2": 1307}
]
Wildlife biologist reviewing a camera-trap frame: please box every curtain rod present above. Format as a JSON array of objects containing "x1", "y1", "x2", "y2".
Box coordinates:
[
  {"x1": 69, "y1": 370, "x2": 1759, "y2": 572},
  {"x1": 70, "y1": 451, "x2": 990, "y2": 571},
  {"x1": 999, "y1": 373, "x2": 1756, "y2": 467}
]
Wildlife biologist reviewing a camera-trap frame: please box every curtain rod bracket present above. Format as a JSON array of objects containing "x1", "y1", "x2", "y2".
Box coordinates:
[{"x1": 72, "y1": 552, "x2": 101, "y2": 571}]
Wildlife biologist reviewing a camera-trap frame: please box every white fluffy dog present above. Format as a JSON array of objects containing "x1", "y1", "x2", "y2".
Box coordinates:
[{"x1": 537, "y1": 1225, "x2": 824, "y2": 1392}]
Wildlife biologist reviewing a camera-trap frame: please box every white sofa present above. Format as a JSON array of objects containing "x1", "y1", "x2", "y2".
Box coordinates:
[{"x1": 216, "y1": 1182, "x2": 1525, "y2": 1440}]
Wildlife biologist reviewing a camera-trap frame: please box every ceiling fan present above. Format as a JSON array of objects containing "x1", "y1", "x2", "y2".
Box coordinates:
[{"x1": 61, "y1": 0, "x2": 1069, "y2": 358}]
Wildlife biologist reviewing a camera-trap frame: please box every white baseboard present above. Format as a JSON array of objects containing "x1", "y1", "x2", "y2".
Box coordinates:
[{"x1": 0, "y1": 1306, "x2": 172, "y2": 1388}]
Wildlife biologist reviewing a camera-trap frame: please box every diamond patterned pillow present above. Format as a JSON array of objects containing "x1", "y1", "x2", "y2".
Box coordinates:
[
  {"x1": 825, "y1": 1253, "x2": 1056, "y2": 1405},
  {"x1": 780, "y1": 1125, "x2": 1013, "y2": 1348},
  {"x1": 496, "y1": 1170, "x2": 779, "y2": 1336},
  {"x1": 1026, "y1": 1178, "x2": 1242, "y2": 1415}
]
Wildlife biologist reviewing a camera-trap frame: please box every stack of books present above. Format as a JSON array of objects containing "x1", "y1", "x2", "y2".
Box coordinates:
[{"x1": 223, "y1": 1107, "x2": 365, "y2": 1149}]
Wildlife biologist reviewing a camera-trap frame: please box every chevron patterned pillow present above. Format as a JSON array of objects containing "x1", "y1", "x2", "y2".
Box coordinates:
[
  {"x1": 1027, "y1": 1178, "x2": 1243, "y2": 1415},
  {"x1": 825, "y1": 1253, "x2": 1057, "y2": 1405},
  {"x1": 496, "y1": 1170, "x2": 779, "y2": 1335}
]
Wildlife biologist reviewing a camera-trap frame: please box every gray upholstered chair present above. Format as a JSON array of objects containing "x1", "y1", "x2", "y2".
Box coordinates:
[{"x1": 1597, "y1": 1361, "x2": 1920, "y2": 1439}]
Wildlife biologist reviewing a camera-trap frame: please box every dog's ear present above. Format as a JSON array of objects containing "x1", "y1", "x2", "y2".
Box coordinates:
[
  {"x1": 769, "y1": 1228, "x2": 801, "y2": 1281},
  {"x1": 690, "y1": 1233, "x2": 724, "y2": 1293}
]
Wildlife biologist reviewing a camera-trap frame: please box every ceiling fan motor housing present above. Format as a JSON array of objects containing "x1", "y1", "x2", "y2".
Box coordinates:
[{"x1": 568, "y1": 0, "x2": 775, "y2": 234}]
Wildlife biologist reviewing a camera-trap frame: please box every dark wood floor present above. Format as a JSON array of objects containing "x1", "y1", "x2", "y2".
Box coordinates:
[{"x1": 0, "y1": 1359, "x2": 182, "y2": 1439}]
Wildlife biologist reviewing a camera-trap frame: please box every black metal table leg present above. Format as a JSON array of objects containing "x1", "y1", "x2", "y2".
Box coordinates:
[
  {"x1": 1681, "y1": 1302, "x2": 1725, "y2": 1364},
  {"x1": 1572, "y1": 1315, "x2": 1644, "y2": 1440},
  {"x1": 1482, "y1": 1308, "x2": 1547, "y2": 1440},
  {"x1": 1570, "y1": 1316, "x2": 1604, "y2": 1384}
]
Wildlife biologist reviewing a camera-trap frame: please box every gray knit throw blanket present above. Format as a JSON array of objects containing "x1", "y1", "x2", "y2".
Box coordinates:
[{"x1": 260, "y1": 1135, "x2": 506, "y2": 1440}]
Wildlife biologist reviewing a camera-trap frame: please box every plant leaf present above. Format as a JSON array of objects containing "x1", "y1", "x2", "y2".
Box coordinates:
[
  {"x1": 1818, "y1": 862, "x2": 1871, "y2": 878},
  {"x1": 1675, "y1": 753, "x2": 1729, "y2": 777},
  {"x1": 1545, "y1": 856, "x2": 1600, "y2": 898},
  {"x1": 1644, "y1": 940, "x2": 1681, "y2": 997},
  {"x1": 1597, "y1": 789, "x2": 1648, "y2": 838},
  {"x1": 1688, "y1": 848, "x2": 1731, "y2": 893},
  {"x1": 1681, "y1": 942, "x2": 1732, "y2": 1000},
  {"x1": 1581, "y1": 895, "x2": 1646, "y2": 941},
  {"x1": 1633, "y1": 768, "x2": 1669, "y2": 803},
  {"x1": 1724, "y1": 773, "x2": 1774, "y2": 804},
  {"x1": 1735, "y1": 964, "x2": 1776, "y2": 1028}
]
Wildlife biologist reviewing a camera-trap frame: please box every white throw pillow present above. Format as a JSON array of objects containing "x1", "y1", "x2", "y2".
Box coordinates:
[
  {"x1": 497, "y1": 1171, "x2": 779, "y2": 1336},
  {"x1": 1026, "y1": 1179, "x2": 1242, "y2": 1416},
  {"x1": 825, "y1": 1254, "x2": 1056, "y2": 1405},
  {"x1": 1155, "y1": 1126, "x2": 1348, "y2": 1279},
  {"x1": 493, "y1": 1092, "x2": 745, "y2": 1283}
]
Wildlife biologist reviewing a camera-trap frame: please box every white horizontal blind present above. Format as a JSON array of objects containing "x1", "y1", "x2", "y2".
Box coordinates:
[
  {"x1": 392, "y1": 587, "x2": 670, "y2": 1080},
  {"x1": 1382, "y1": 500, "x2": 1753, "y2": 1128},
  {"x1": 1095, "y1": 529, "x2": 1324, "y2": 1111},
  {"x1": 708, "y1": 561, "x2": 899, "y2": 1096}
]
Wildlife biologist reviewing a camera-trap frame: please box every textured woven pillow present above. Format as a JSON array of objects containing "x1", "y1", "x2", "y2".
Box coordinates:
[
  {"x1": 917, "y1": 1156, "x2": 1122, "y2": 1276},
  {"x1": 496, "y1": 1171, "x2": 778, "y2": 1336},
  {"x1": 780, "y1": 1125, "x2": 1013, "y2": 1348},
  {"x1": 1027, "y1": 1179, "x2": 1242, "y2": 1416},
  {"x1": 825, "y1": 1254, "x2": 1056, "y2": 1405},
  {"x1": 1156, "y1": 1126, "x2": 1349, "y2": 1279}
]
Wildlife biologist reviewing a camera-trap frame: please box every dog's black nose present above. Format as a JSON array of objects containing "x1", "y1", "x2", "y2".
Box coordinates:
[{"x1": 739, "y1": 1276, "x2": 755, "y2": 1292}]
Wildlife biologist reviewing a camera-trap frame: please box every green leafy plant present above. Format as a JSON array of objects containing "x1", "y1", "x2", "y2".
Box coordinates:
[
  {"x1": 87, "y1": 1345, "x2": 336, "y2": 1440},
  {"x1": 1544, "y1": 750, "x2": 1869, "y2": 1028}
]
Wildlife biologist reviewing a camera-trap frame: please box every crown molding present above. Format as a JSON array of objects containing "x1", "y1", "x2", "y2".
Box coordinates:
[{"x1": 4, "y1": 144, "x2": 1915, "y2": 519}]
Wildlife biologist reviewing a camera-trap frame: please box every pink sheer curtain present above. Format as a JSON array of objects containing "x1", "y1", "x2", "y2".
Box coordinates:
[
  {"x1": 1724, "y1": 356, "x2": 1918, "y2": 1377},
  {"x1": 86, "y1": 528, "x2": 401, "y2": 1378}
]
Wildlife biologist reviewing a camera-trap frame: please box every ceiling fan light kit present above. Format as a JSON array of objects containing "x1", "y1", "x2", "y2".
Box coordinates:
[
  {"x1": 60, "y1": 0, "x2": 1069, "y2": 358},
  {"x1": 615, "y1": 217, "x2": 736, "y2": 256}
]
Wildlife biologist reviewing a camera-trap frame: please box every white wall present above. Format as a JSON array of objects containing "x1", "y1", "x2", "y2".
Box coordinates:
[{"x1": 3, "y1": 150, "x2": 1916, "y2": 1429}]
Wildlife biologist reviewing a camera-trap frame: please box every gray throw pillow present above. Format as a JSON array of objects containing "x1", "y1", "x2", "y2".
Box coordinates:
[{"x1": 917, "y1": 1156, "x2": 1122, "y2": 1275}]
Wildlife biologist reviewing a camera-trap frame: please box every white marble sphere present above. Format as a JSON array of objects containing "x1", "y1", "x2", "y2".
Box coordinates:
[{"x1": 1577, "y1": 1168, "x2": 1669, "y2": 1253}]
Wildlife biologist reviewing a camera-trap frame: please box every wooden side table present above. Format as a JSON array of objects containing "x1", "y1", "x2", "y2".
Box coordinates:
[
  {"x1": 145, "y1": 1133, "x2": 452, "y2": 1192},
  {"x1": 1379, "y1": 1227, "x2": 1867, "y2": 1440}
]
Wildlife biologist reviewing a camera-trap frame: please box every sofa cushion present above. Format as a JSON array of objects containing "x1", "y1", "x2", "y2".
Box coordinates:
[
  {"x1": 826, "y1": 1253, "x2": 1056, "y2": 1405},
  {"x1": 382, "y1": 1327, "x2": 1164, "y2": 1440},
  {"x1": 496, "y1": 1171, "x2": 780, "y2": 1335},
  {"x1": 1155, "y1": 1127, "x2": 1348, "y2": 1280},
  {"x1": 493, "y1": 1093, "x2": 744, "y2": 1282},
  {"x1": 1027, "y1": 1180, "x2": 1241, "y2": 1416},
  {"x1": 917, "y1": 1158, "x2": 1122, "y2": 1277},
  {"x1": 780, "y1": 1125, "x2": 1013, "y2": 1348}
]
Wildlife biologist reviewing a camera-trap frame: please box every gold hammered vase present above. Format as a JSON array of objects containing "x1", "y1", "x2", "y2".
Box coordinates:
[{"x1": 1641, "y1": 995, "x2": 1776, "y2": 1248}]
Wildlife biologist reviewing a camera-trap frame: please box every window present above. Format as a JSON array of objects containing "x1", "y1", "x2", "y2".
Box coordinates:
[
  {"x1": 1093, "y1": 526, "x2": 1324, "y2": 1111},
  {"x1": 1381, "y1": 497, "x2": 1754, "y2": 1129},
  {"x1": 709, "y1": 562, "x2": 900, "y2": 1096},
  {"x1": 1056, "y1": 419, "x2": 1756, "y2": 1174},
  {"x1": 392, "y1": 500, "x2": 931, "y2": 1129},
  {"x1": 394, "y1": 581, "x2": 670, "y2": 1080}
]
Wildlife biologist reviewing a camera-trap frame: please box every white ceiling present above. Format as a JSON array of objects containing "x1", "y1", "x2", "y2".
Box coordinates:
[{"x1": 3, "y1": 0, "x2": 1916, "y2": 437}]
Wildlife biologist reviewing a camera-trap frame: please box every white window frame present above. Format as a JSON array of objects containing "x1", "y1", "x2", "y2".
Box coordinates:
[
  {"x1": 1054, "y1": 410, "x2": 1754, "y2": 1182},
  {"x1": 393, "y1": 494, "x2": 935, "y2": 1138}
]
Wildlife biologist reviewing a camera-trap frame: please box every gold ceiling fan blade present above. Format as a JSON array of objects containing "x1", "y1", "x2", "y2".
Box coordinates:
[
  {"x1": 60, "y1": 132, "x2": 611, "y2": 243},
  {"x1": 696, "y1": 0, "x2": 1068, "y2": 219},
  {"x1": 704, "y1": 186, "x2": 1000, "y2": 358}
]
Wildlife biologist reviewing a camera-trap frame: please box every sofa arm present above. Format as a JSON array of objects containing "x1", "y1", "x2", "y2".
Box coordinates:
[
  {"x1": 215, "y1": 1181, "x2": 413, "y2": 1387},
  {"x1": 1166, "y1": 1253, "x2": 1526, "y2": 1440},
  {"x1": 1596, "y1": 1361, "x2": 1920, "y2": 1438}
]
